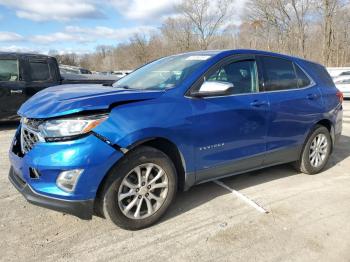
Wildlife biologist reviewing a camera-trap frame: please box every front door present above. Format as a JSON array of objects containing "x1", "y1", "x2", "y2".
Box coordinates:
[{"x1": 188, "y1": 55, "x2": 269, "y2": 182}]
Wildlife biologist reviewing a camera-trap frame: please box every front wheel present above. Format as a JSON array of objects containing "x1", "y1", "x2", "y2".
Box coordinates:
[
  {"x1": 101, "y1": 146, "x2": 177, "y2": 230},
  {"x1": 294, "y1": 125, "x2": 332, "y2": 175}
]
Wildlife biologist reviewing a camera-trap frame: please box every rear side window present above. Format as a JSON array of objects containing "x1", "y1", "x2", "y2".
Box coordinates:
[
  {"x1": 0, "y1": 59, "x2": 19, "y2": 81},
  {"x1": 29, "y1": 61, "x2": 51, "y2": 81},
  {"x1": 294, "y1": 64, "x2": 311, "y2": 88},
  {"x1": 308, "y1": 63, "x2": 334, "y2": 87},
  {"x1": 260, "y1": 56, "x2": 298, "y2": 91}
]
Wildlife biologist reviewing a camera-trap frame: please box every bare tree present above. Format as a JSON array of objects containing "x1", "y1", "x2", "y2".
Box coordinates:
[
  {"x1": 69, "y1": 0, "x2": 350, "y2": 71},
  {"x1": 177, "y1": 0, "x2": 232, "y2": 49},
  {"x1": 290, "y1": 0, "x2": 312, "y2": 58},
  {"x1": 161, "y1": 17, "x2": 198, "y2": 52},
  {"x1": 318, "y1": 0, "x2": 340, "y2": 65}
]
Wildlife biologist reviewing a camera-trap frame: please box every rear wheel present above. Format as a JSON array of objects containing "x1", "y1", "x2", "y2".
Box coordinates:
[
  {"x1": 101, "y1": 146, "x2": 177, "y2": 230},
  {"x1": 294, "y1": 125, "x2": 332, "y2": 174}
]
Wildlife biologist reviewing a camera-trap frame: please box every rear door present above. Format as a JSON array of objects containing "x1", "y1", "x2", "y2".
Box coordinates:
[
  {"x1": 0, "y1": 57, "x2": 26, "y2": 120},
  {"x1": 257, "y1": 55, "x2": 323, "y2": 165},
  {"x1": 189, "y1": 55, "x2": 269, "y2": 182},
  {"x1": 25, "y1": 57, "x2": 60, "y2": 97}
]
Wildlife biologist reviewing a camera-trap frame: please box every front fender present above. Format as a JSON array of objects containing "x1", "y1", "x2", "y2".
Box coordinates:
[{"x1": 92, "y1": 95, "x2": 196, "y2": 173}]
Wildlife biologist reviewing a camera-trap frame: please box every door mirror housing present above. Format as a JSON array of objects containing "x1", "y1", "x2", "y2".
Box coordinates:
[{"x1": 191, "y1": 81, "x2": 234, "y2": 97}]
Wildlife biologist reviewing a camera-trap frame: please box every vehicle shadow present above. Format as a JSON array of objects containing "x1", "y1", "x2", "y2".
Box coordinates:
[
  {"x1": 325, "y1": 134, "x2": 350, "y2": 170},
  {"x1": 163, "y1": 135, "x2": 350, "y2": 222},
  {"x1": 0, "y1": 121, "x2": 19, "y2": 131}
]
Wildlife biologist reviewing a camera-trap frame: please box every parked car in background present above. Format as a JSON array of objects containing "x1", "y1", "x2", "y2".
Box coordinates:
[
  {"x1": 0, "y1": 52, "x2": 119, "y2": 121},
  {"x1": 327, "y1": 67, "x2": 350, "y2": 78},
  {"x1": 59, "y1": 65, "x2": 92, "y2": 75},
  {"x1": 334, "y1": 76, "x2": 350, "y2": 98},
  {"x1": 8, "y1": 49, "x2": 343, "y2": 230},
  {"x1": 111, "y1": 70, "x2": 132, "y2": 78},
  {"x1": 339, "y1": 71, "x2": 350, "y2": 77}
]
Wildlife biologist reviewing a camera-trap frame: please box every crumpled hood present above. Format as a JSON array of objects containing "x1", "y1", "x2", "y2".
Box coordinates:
[{"x1": 18, "y1": 84, "x2": 164, "y2": 119}]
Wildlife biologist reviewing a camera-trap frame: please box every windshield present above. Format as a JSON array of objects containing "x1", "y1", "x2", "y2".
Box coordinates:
[{"x1": 113, "y1": 54, "x2": 212, "y2": 90}]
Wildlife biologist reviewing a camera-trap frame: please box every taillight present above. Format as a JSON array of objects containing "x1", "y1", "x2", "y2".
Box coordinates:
[{"x1": 336, "y1": 91, "x2": 344, "y2": 104}]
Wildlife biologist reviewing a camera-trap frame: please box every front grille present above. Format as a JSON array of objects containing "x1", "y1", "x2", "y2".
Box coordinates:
[
  {"x1": 21, "y1": 126, "x2": 40, "y2": 154},
  {"x1": 20, "y1": 118, "x2": 44, "y2": 154}
]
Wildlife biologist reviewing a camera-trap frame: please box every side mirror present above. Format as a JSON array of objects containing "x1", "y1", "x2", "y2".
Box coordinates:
[{"x1": 191, "y1": 81, "x2": 234, "y2": 97}]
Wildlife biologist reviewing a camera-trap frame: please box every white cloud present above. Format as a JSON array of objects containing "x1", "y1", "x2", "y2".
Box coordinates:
[
  {"x1": 65, "y1": 25, "x2": 155, "y2": 41},
  {"x1": 0, "y1": 25, "x2": 155, "y2": 46},
  {"x1": 0, "y1": 32, "x2": 23, "y2": 42},
  {"x1": 32, "y1": 32, "x2": 91, "y2": 44},
  {"x1": 0, "y1": 45, "x2": 91, "y2": 55},
  {"x1": 0, "y1": 0, "x2": 104, "y2": 22},
  {"x1": 0, "y1": 45, "x2": 38, "y2": 53},
  {"x1": 108, "y1": 0, "x2": 180, "y2": 21}
]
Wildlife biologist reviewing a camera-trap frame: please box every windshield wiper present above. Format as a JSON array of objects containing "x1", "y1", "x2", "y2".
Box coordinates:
[{"x1": 115, "y1": 85, "x2": 131, "y2": 89}]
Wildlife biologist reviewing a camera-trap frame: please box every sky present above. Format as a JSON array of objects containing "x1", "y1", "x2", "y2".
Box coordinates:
[{"x1": 0, "y1": 0, "x2": 246, "y2": 54}]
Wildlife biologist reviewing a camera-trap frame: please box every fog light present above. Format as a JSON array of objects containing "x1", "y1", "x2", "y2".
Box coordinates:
[{"x1": 56, "y1": 169, "x2": 83, "y2": 192}]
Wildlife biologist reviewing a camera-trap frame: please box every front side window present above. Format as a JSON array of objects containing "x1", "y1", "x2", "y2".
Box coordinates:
[
  {"x1": 0, "y1": 59, "x2": 19, "y2": 82},
  {"x1": 206, "y1": 60, "x2": 259, "y2": 94},
  {"x1": 113, "y1": 54, "x2": 212, "y2": 90},
  {"x1": 29, "y1": 61, "x2": 51, "y2": 81},
  {"x1": 261, "y1": 57, "x2": 298, "y2": 91}
]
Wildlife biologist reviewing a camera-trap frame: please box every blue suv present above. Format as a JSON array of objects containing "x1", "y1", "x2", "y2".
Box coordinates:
[{"x1": 8, "y1": 50, "x2": 343, "y2": 230}]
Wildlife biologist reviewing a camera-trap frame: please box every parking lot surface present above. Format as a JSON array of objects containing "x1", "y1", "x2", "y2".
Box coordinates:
[{"x1": 1, "y1": 101, "x2": 350, "y2": 262}]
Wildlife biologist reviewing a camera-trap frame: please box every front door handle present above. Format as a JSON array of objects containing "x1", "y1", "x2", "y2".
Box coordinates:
[
  {"x1": 10, "y1": 89, "x2": 23, "y2": 94},
  {"x1": 250, "y1": 100, "x2": 268, "y2": 107}
]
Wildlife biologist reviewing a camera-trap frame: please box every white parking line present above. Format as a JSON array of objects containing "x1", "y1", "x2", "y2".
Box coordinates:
[{"x1": 214, "y1": 180, "x2": 269, "y2": 214}]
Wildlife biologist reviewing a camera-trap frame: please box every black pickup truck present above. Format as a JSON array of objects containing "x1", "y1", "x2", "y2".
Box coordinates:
[{"x1": 0, "y1": 52, "x2": 119, "y2": 121}]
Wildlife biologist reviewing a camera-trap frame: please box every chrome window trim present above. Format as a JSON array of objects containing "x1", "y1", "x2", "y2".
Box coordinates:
[{"x1": 185, "y1": 60, "x2": 317, "y2": 99}]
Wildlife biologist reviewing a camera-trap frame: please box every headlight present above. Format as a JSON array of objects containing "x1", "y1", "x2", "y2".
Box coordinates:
[{"x1": 39, "y1": 114, "x2": 108, "y2": 141}]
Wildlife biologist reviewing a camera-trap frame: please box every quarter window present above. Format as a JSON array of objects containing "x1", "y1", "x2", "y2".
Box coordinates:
[
  {"x1": 294, "y1": 64, "x2": 311, "y2": 88},
  {"x1": 0, "y1": 59, "x2": 19, "y2": 82},
  {"x1": 29, "y1": 61, "x2": 51, "y2": 81},
  {"x1": 261, "y1": 57, "x2": 298, "y2": 91},
  {"x1": 207, "y1": 60, "x2": 258, "y2": 94}
]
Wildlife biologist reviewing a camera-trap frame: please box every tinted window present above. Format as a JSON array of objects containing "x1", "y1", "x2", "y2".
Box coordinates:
[
  {"x1": 307, "y1": 62, "x2": 335, "y2": 87},
  {"x1": 29, "y1": 61, "x2": 51, "y2": 81},
  {"x1": 294, "y1": 64, "x2": 311, "y2": 88},
  {"x1": 207, "y1": 60, "x2": 258, "y2": 94},
  {"x1": 0, "y1": 59, "x2": 19, "y2": 81},
  {"x1": 261, "y1": 57, "x2": 298, "y2": 91}
]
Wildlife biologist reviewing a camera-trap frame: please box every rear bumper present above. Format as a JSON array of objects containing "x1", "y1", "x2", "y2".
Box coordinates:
[{"x1": 9, "y1": 167, "x2": 94, "y2": 220}]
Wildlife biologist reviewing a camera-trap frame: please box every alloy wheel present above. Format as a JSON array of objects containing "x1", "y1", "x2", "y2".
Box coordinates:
[
  {"x1": 117, "y1": 163, "x2": 169, "y2": 219},
  {"x1": 309, "y1": 134, "x2": 329, "y2": 168}
]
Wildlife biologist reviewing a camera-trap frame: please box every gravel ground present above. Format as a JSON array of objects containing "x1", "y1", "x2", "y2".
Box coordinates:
[{"x1": 1, "y1": 101, "x2": 350, "y2": 262}]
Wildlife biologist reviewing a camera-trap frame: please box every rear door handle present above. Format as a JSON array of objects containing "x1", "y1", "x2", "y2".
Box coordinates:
[
  {"x1": 250, "y1": 100, "x2": 268, "y2": 107},
  {"x1": 307, "y1": 93, "x2": 318, "y2": 100}
]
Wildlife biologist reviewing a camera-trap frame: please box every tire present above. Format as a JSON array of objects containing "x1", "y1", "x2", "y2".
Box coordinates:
[
  {"x1": 101, "y1": 146, "x2": 177, "y2": 230},
  {"x1": 294, "y1": 125, "x2": 332, "y2": 175}
]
